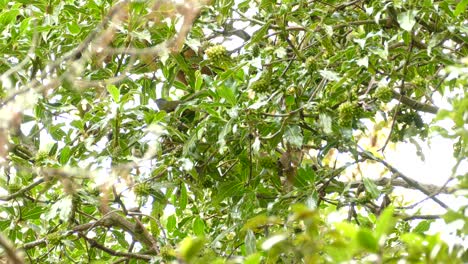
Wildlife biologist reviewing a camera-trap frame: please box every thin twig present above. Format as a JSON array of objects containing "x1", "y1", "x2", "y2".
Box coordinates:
[
  {"x1": 79, "y1": 234, "x2": 152, "y2": 261},
  {"x1": 0, "y1": 178, "x2": 45, "y2": 201},
  {"x1": 358, "y1": 148, "x2": 449, "y2": 209}
]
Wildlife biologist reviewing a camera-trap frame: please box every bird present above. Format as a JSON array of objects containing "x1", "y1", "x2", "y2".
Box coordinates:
[
  {"x1": 155, "y1": 98, "x2": 182, "y2": 113},
  {"x1": 154, "y1": 90, "x2": 209, "y2": 113},
  {"x1": 154, "y1": 98, "x2": 195, "y2": 131}
]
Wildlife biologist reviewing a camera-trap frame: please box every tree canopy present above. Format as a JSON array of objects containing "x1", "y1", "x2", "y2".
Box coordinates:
[{"x1": 0, "y1": 0, "x2": 467, "y2": 263}]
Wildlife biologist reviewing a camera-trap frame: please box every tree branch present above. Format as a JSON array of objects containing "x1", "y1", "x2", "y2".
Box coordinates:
[
  {"x1": 0, "y1": 179, "x2": 45, "y2": 201},
  {"x1": 358, "y1": 149, "x2": 449, "y2": 209},
  {"x1": 415, "y1": 16, "x2": 467, "y2": 45},
  {"x1": 0, "y1": 232, "x2": 24, "y2": 264},
  {"x1": 402, "y1": 214, "x2": 441, "y2": 221},
  {"x1": 79, "y1": 234, "x2": 152, "y2": 261},
  {"x1": 391, "y1": 90, "x2": 439, "y2": 114},
  {"x1": 348, "y1": 177, "x2": 452, "y2": 194}
]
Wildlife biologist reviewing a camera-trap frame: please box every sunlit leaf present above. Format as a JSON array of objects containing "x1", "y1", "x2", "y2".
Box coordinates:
[{"x1": 397, "y1": 10, "x2": 418, "y2": 31}]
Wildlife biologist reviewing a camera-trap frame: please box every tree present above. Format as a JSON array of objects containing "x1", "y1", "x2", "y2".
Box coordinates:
[{"x1": 0, "y1": 0, "x2": 466, "y2": 263}]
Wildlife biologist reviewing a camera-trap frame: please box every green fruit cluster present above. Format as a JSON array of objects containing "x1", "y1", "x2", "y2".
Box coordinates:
[
  {"x1": 258, "y1": 156, "x2": 276, "y2": 168},
  {"x1": 338, "y1": 102, "x2": 358, "y2": 127},
  {"x1": 251, "y1": 79, "x2": 269, "y2": 93},
  {"x1": 401, "y1": 111, "x2": 424, "y2": 128},
  {"x1": 251, "y1": 45, "x2": 260, "y2": 57},
  {"x1": 134, "y1": 182, "x2": 152, "y2": 196},
  {"x1": 374, "y1": 86, "x2": 393, "y2": 103},
  {"x1": 205, "y1": 45, "x2": 228, "y2": 62},
  {"x1": 35, "y1": 151, "x2": 49, "y2": 164},
  {"x1": 160, "y1": 245, "x2": 175, "y2": 259},
  {"x1": 46, "y1": 233, "x2": 62, "y2": 246},
  {"x1": 316, "y1": 101, "x2": 329, "y2": 112}
]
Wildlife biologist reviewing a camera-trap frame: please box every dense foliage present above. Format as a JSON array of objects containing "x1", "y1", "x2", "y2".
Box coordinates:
[{"x1": 0, "y1": 0, "x2": 467, "y2": 263}]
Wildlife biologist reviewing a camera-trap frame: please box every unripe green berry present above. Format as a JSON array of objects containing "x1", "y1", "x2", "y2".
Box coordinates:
[
  {"x1": 338, "y1": 102, "x2": 357, "y2": 116},
  {"x1": 316, "y1": 101, "x2": 329, "y2": 112},
  {"x1": 259, "y1": 156, "x2": 275, "y2": 168},
  {"x1": 35, "y1": 151, "x2": 49, "y2": 164},
  {"x1": 286, "y1": 86, "x2": 296, "y2": 95},
  {"x1": 338, "y1": 102, "x2": 358, "y2": 127},
  {"x1": 205, "y1": 45, "x2": 228, "y2": 62},
  {"x1": 374, "y1": 86, "x2": 393, "y2": 103},
  {"x1": 251, "y1": 79, "x2": 269, "y2": 93},
  {"x1": 46, "y1": 233, "x2": 62, "y2": 246},
  {"x1": 134, "y1": 182, "x2": 152, "y2": 197},
  {"x1": 251, "y1": 45, "x2": 260, "y2": 57},
  {"x1": 160, "y1": 245, "x2": 176, "y2": 259},
  {"x1": 406, "y1": 111, "x2": 424, "y2": 128}
]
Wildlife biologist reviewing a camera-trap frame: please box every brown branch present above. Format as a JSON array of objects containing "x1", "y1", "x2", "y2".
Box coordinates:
[
  {"x1": 402, "y1": 214, "x2": 441, "y2": 221},
  {"x1": 334, "y1": 0, "x2": 362, "y2": 11},
  {"x1": 415, "y1": 16, "x2": 467, "y2": 45},
  {"x1": 334, "y1": 19, "x2": 387, "y2": 30},
  {"x1": 21, "y1": 239, "x2": 46, "y2": 250},
  {"x1": 379, "y1": 100, "x2": 401, "y2": 152},
  {"x1": 0, "y1": 178, "x2": 45, "y2": 201},
  {"x1": 359, "y1": 149, "x2": 448, "y2": 209},
  {"x1": 79, "y1": 234, "x2": 152, "y2": 261},
  {"x1": 96, "y1": 207, "x2": 158, "y2": 253},
  {"x1": 22, "y1": 211, "x2": 159, "y2": 253},
  {"x1": 348, "y1": 177, "x2": 452, "y2": 194},
  {"x1": 170, "y1": 1, "x2": 208, "y2": 53},
  {"x1": 0, "y1": 232, "x2": 24, "y2": 264},
  {"x1": 391, "y1": 90, "x2": 439, "y2": 114}
]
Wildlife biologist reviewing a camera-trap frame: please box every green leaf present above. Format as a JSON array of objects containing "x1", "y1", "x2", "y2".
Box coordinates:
[
  {"x1": 0, "y1": 9, "x2": 20, "y2": 25},
  {"x1": 192, "y1": 217, "x2": 205, "y2": 236},
  {"x1": 106, "y1": 84, "x2": 120, "y2": 102},
  {"x1": 244, "y1": 253, "x2": 262, "y2": 264},
  {"x1": 167, "y1": 215, "x2": 177, "y2": 233},
  {"x1": 443, "y1": 210, "x2": 465, "y2": 223},
  {"x1": 375, "y1": 206, "x2": 395, "y2": 239},
  {"x1": 246, "y1": 21, "x2": 271, "y2": 48},
  {"x1": 397, "y1": 10, "x2": 418, "y2": 31},
  {"x1": 284, "y1": 125, "x2": 303, "y2": 148},
  {"x1": 217, "y1": 118, "x2": 233, "y2": 152},
  {"x1": 217, "y1": 84, "x2": 236, "y2": 106},
  {"x1": 48, "y1": 143, "x2": 58, "y2": 157},
  {"x1": 22, "y1": 206, "x2": 45, "y2": 220},
  {"x1": 294, "y1": 165, "x2": 316, "y2": 188},
  {"x1": 179, "y1": 237, "x2": 205, "y2": 262},
  {"x1": 194, "y1": 70, "x2": 203, "y2": 91},
  {"x1": 112, "y1": 230, "x2": 129, "y2": 248},
  {"x1": 363, "y1": 177, "x2": 380, "y2": 199},
  {"x1": 454, "y1": 0, "x2": 468, "y2": 16},
  {"x1": 70, "y1": 120, "x2": 84, "y2": 130},
  {"x1": 413, "y1": 220, "x2": 432, "y2": 234},
  {"x1": 215, "y1": 180, "x2": 244, "y2": 203},
  {"x1": 19, "y1": 17, "x2": 32, "y2": 33},
  {"x1": 356, "y1": 229, "x2": 378, "y2": 252},
  {"x1": 67, "y1": 22, "x2": 81, "y2": 35},
  {"x1": 59, "y1": 146, "x2": 72, "y2": 165},
  {"x1": 178, "y1": 183, "x2": 188, "y2": 211}
]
